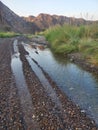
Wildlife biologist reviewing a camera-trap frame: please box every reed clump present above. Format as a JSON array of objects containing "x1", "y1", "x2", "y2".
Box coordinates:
[{"x1": 44, "y1": 23, "x2": 98, "y2": 65}]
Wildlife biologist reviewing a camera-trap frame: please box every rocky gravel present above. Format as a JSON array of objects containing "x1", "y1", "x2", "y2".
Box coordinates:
[
  {"x1": 68, "y1": 53, "x2": 98, "y2": 75},
  {"x1": 0, "y1": 38, "x2": 25, "y2": 130},
  {"x1": 0, "y1": 37, "x2": 98, "y2": 130}
]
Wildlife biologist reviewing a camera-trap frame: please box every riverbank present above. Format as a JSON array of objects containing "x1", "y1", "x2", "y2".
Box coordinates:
[
  {"x1": 0, "y1": 37, "x2": 98, "y2": 129},
  {"x1": 30, "y1": 35, "x2": 98, "y2": 75},
  {"x1": 43, "y1": 24, "x2": 98, "y2": 71},
  {"x1": 67, "y1": 52, "x2": 98, "y2": 75},
  {"x1": 18, "y1": 38, "x2": 98, "y2": 129}
]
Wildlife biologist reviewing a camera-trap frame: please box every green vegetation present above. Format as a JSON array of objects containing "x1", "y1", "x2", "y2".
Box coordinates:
[
  {"x1": 43, "y1": 24, "x2": 98, "y2": 65},
  {"x1": 23, "y1": 33, "x2": 36, "y2": 39},
  {"x1": 0, "y1": 31, "x2": 20, "y2": 38}
]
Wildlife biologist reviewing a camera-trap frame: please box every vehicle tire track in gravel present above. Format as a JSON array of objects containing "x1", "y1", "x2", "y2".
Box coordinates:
[
  {"x1": 18, "y1": 40, "x2": 98, "y2": 130},
  {"x1": 0, "y1": 38, "x2": 25, "y2": 130},
  {"x1": 11, "y1": 39, "x2": 40, "y2": 130},
  {"x1": 18, "y1": 42, "x2": 67, "y2": 130},
  {"x1": 0, "y1": 37, "x2": 98, "y2": 130}
]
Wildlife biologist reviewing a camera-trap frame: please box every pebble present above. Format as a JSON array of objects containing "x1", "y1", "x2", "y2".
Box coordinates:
[
  {"x1": 81, "y1": 110, "x2": 86, "y2": 113},
  {"x1": 0, "y1": 38, "x2": 98, "y2": 130},
  {"x1": 32, "y1": 114, "x2": 36, "y2": 119}
]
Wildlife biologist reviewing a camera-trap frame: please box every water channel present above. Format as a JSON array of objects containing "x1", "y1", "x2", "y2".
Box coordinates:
[{"x1": 24, "y1": 43, "x2": 98, "y2": 124}]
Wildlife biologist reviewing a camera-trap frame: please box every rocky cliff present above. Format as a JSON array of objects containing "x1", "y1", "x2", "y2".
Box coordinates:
[
  {"x1": 0, "y1": 1, "x2": 40, "y2": 33},
  {"x1": 0, "y1": 1, "x2": 96, "y2": 33},
  {"x1": 23, "y1": 13, "x2": 93, "y2": 31}
]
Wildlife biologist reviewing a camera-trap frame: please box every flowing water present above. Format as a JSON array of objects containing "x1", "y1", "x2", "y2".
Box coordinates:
[{"x1": 24, "y1": 43, "x2": 98, "y2": 124}]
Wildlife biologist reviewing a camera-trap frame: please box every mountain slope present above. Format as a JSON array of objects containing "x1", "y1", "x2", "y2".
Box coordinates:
[
  {"x1": 0, "y1": 1, "x2": 40, "y2": 33},
  {"x1": 23, "y1": 13, "x2": 92, "y2": 31},
  {"x1": 0, "y1": 1, "x2": 96, "y2": 33}
]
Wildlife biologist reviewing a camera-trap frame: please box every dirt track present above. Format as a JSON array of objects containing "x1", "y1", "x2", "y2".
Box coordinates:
[{"x1": 0, "y1": 37, "x2": 98, "y2": 130}]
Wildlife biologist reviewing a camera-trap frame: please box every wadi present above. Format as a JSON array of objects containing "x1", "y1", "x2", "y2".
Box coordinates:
[{"x1": 0, "y1": 1, "x2": 98, "y2": 130}]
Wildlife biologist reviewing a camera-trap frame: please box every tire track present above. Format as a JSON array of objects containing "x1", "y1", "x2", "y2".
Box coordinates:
[{"x1": 11, "y1": 39, "x2": 40, "y2": 130}]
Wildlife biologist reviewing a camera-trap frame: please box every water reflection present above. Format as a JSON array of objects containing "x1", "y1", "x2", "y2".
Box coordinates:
[
  {"x1": 24, "y1": 43, "x2": 98, "y2": 124},
  {"x1": 26, "y1": 55, "x2": 62, "y2": 109},
  {"x1": 11, "y1": 40, "x2": 39, "y2": 129}
]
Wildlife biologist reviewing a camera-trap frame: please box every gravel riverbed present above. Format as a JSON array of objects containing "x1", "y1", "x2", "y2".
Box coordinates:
[{"x1": 0, "y1": 37, "x2": 98, "y2": 130}]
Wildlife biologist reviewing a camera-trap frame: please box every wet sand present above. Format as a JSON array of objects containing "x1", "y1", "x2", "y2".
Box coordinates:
[{"x1": 0, "y1": 37, "x2": 98, "y2": 130}]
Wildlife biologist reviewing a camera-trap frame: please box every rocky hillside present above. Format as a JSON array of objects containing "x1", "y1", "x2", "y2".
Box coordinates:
[
  {"x1": 0, "y1": 1, "x2": 40, "y2": 33},
  {"x1": 23, "y1": 13, "x2": 94, "y2": 31},
  {"x1": 0, "y1": 1, "x2": 97, "y2": 33}
]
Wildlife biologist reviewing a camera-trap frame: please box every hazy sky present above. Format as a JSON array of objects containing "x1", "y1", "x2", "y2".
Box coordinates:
[{"x1": 1, "y1": 0, "x2": 98, "y2": 20}]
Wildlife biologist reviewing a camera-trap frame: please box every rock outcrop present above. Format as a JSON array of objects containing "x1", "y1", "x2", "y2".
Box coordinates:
[
  {"x1": 0, "y1": 1, "x2": 40, "y2": 33},
  {"x1": 0, "y1": 1, "x2": 97, "y2": 33},
  {"x1": 23, "y1": 13, "x2": 94, "y2": 31}
]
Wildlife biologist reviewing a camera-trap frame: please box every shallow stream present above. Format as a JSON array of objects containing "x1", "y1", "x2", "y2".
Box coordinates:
[{"x1": 24, "y1": 43, "x2": 98, "y2": 124}]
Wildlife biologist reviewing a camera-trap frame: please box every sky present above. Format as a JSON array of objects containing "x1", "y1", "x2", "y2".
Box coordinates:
[{"x1": 1, "y1": 0, "x2": 98, "y2": 20}]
